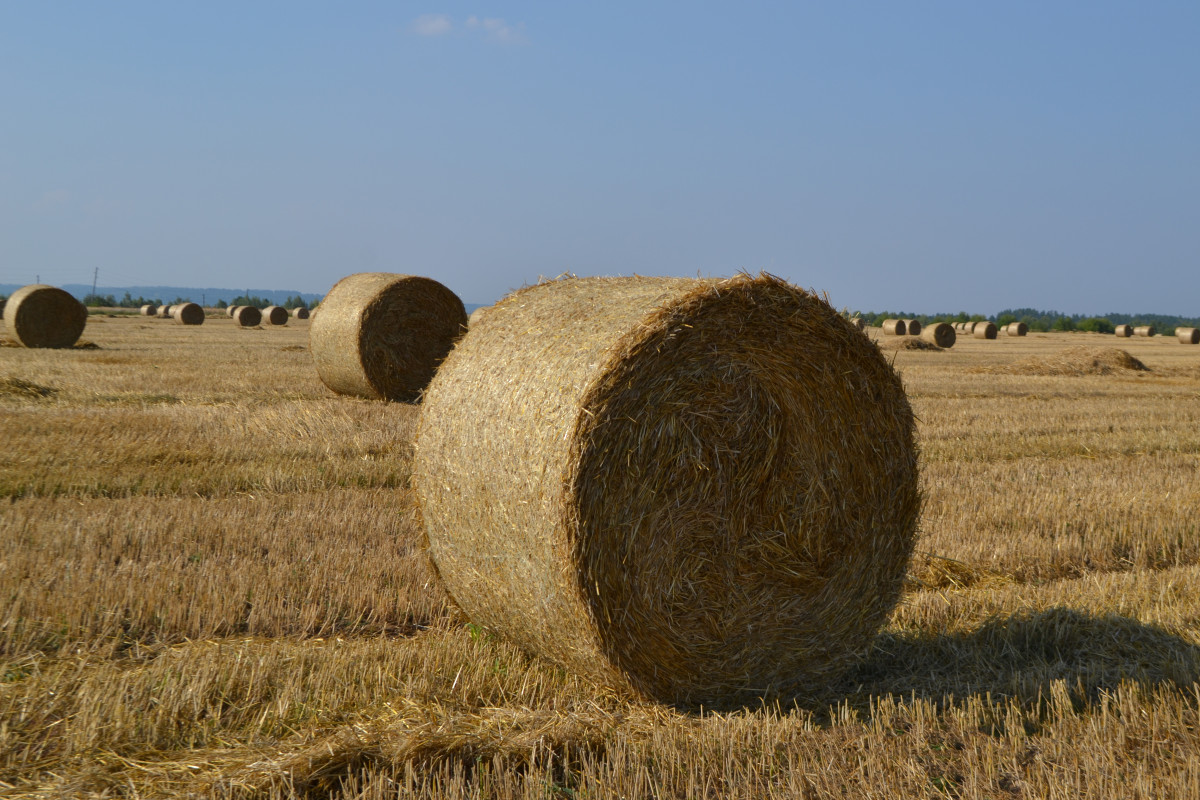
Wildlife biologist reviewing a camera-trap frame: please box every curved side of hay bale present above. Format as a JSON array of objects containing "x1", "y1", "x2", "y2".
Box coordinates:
[
  {"x1": 140, "y1": 304, "x2": 157, "y2": 316},
  {"x1": 174, "y1": 302, "x2": 205, "y2": 325},
  {"x1": 1006, "y1": 321, "x2": 1028, "y2": 336},
  {"x1": 881, "y1": 318, "x2": 906, "y2": 336},
  {"x1": 1134, "y1": 325, "x2": 1156, "y2": 337},
  {"x1": 291, "y1": 307, "x2": 310, "y2": 319},
  {"x1": 1177, "y1": 327, "x2": 1200, "y2": 345},
  {"x1": 309, "y1": 272, "x2": 467, "y2": 402},
  {"x1": 414, "y1": 274, "x2": 920, "y2": 707},
  {"x1": 226, "y1": 306, "x2": 238, "y2": 318},
  {"x1": 973, "y1": 322, "x2": 997, "y2": 340},
  {"x1": 263, "y1": 306, "x2": 289, "y2": 325},
  {"x1": 920, "y1": 322, "x2": 955, "y2": 348},
  {"x1": 1114, "y1": 324, "x2": 1132, "y2": 337},
  {"x1": 469, "y1": 306, "x2": 489, "y2": 326},
  {"x1": 233, "y1": 306, "x2": 262, "y2": 327},
  {"x1": 903, "y1": 319, "x2": 922, "y2": 336},
  {"x1": 3, "y1": 284, "x2": 88, "y2": 348}
]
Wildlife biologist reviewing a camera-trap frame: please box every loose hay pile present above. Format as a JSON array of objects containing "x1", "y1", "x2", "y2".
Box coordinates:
[
  {"x1": 174, "y1": 303, "x2": 205, "y2": 325},
  {"x1": 233, "y1": 306, "x2": 262, "y2": 327},
  {"x1": 310, "y1": 272, "x2": 467, "y2": 402},
  {"x1": 2, "y1": 284, "x2": 88, "y2": 348},
  {"x1": 263, "y1": 305, "x2": 289, "y2": 325},
  {"x1": 414, "y1": 274, "x2": 920, "y2": 707},
  {"x1": 880, "y1": 337, "x2": 943, "y2": 352},
  {"x1": 980, "y1": 346, "x2": 1150, "y2": 376}
]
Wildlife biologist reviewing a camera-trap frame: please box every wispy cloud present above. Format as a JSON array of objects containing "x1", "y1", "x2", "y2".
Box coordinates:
[
  {"x1": 412, "y1": 14, "x2": 452, "y2": 37},
  {"x1": 466, "y1": 15, "x2": 528, "y2": 44}
]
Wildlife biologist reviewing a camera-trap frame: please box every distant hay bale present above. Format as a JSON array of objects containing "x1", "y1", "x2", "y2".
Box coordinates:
[
  {"x1": 226, "y1": 306, "x2": 239, "y2": 318},
  {"x1": 920, "y1": 322, "x2": 955, "y2": 348},
  {"x1": 158, "y1": 305, "x2": 173, "y2": 318},
  {"x1": 140, "y1": 304, "x2": 157, "y2": 316},
  {"x1": 414, "y1": 274, "x2": 920, "y2": 707},
  {"x1": 1134, "y1": 325, "x2": 1156, "y2": 337},
  {"x1": 263, "y1": 306, "x2": 289, "y2": 325},
  {"x1": 981, "y1": 346, "x2": 1149, "y2": 376},
  {"x1": 1114, "y1": 324, "x2": 1132, "y2": 337},
  {"x1": 2, "y1": 284, "x2": 88, "y2": 348},
  {"x1": 1177, "y1": 327, "x2": 1200, "y2": 345},
  {"x1": 903, "y1": 319, "x2": 922, "y2": 336},
  {"x1": 310, "y1": 272, "x2": 467, "y2": 402},
  {"x1": 1006, "y1": 322, "x2": 1028, "y2": 336},
  {"x1": 973, "y1": 321, "x2": 997, "y2": 339},
  {"x1": 233, "y1": 306, "x2": 262, "y2": 327},
  {"x1": 881, "y1": 318, "x2": 906, "y2": 336},
  {"x1": 291, "y1": 307, "x2": 310, "y2": 319},
  {"x1": 174, "y1": 302, "x2": 205, "y2": 326}
]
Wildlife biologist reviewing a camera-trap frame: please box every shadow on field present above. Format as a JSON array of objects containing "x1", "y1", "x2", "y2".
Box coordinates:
[{"x1": 831, "y1": 607, "x2": 1200, "y2": 710}]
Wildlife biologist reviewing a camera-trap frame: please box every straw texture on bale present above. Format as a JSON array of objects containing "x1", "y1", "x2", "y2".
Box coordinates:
[
  {"x1": 903, "y1": 319, "x2": 922, "y2": 336},
  {"x1": 174, "y1": 302, "x2": 205, "y2": 325},
  {"x1": 158, "y1": 305, "x2": 172, "y2": 318},
  {"x1": 1177, "y1": 327, "x2": 1200, "y2": 345},
  {"x1": 469, "y1": 306, "x2": 489, "y2": 326},
  {"x1": 167, "y1": 304, "x2": 181, "y2": 317},
  {"x1": 310, "y1": 272, "x2": 467, "y2": 402},
  {"x1": 881, "y1": 318, "x2": 906, "y2": 336},
  {"x1": 849, "y1": 316, "x2": 866, "y2": 331},
  {"x1": 1006, "y1": 321, "x2": 1028, "y2": 336},
  {"x1": 139, "y1": 304, "x2": 157, "y2": 316},
  {"x1": 920, "y1": 322, "x2": 956, "y2": 348},
  {"x1": 263, "y1": 305, "x2": 289, "y2": 325},
  {"x1": 291, "y1": 306, "x2": 310, "y2": 319},
  {"x1": 2, "y1": 284, "x2": 88, "y2": 349},
  {"x1": 414, "y1": 274, "x2": 921, "y2": 708},
  {"x1": 973, "y1": 321, "x2": 997, "y2": 339},
  {"x1": 233, "y1": 305, "x2": 262, "y2": 327},
  {"x1": 1134, "y1": 325, "x2": 1156, "y2": 338},
  {"x1": 1114, "y1": 324, "x2": 1132, "y2": 337}
]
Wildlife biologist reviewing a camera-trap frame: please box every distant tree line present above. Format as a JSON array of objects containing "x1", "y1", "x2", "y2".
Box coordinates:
[
  {"x1": 851, "y1": 308, "x2": 1200, "y2": 336},
  {"x1": 82, "y1": 291, "x2": 184, "y2": 308},
  {"x1": 216, "y1": 294, "x2": 316, "y2": 310}
]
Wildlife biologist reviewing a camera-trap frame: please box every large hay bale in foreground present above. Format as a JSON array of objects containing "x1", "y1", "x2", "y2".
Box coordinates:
[
  {"x1": 2, "y1": 284, "x2": 88, "y2": 348},
  {"x1": 1134, "y1": 325, "x2": 1156, "y2": 337},
  {"x1": 291, "y1": 307, "x2": 310, "y2": 319},
  {"x1": 973, "y1": 321, "x2": 997, "y2": 339},
  {"x1": 903, "y1": 318, "x2": 922, "y2": 336},
  {"x1": 310, "y1": 272, "x2": 467, "y2": 402},
  {"x1": 1114, "y1": 324, "x2": 1132, "y2": 337},
  {"x1": 920, "y1": 322, "x2": 956, "y2": 348},
  {"x1": 1177, "y1": 327, "x2": 1200, "y2": 345},
  {"x1": 174, "y1": 302, "x2": 205, "y2": 325},
  {"x1": 881, "y1": 318, "x2": 906, "y2": 336},
  {"x1": 263, "y1": 305, "x2": 289, "y2": 325},
  {"x1": 414, "y1": 274, "x2": 920, "y2": 707},
  {"x1": 468, "y1": 306, "x2": 489, "y2": 326},
  {"x1": 1006, "y1": 321, "x2": 1028, "y2": 336},
  {"x1": 233, "y1": 306, "x2": 262, "y2": 327},
  {"x1": 140, "y1": 304, "x2": 157, "y2": 316}
]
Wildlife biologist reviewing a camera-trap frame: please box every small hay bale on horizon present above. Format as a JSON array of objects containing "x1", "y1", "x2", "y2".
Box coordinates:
[
  {"x1": 921, "y1": 322, "x2": 955, "y2": 348},
  {"x1": 882, "y1": 318, "x2": 906, "y2": 336},
  {"x1": 414, "y1": 274, "x2": 920, "y2": 708},
  {"x1": 973, "y1": 321, "x2": 998, "y2": 339},
  {"x1": 139, "y1": 304, "x2": 157, "y2": 316},
  {"x1": 1114, "y1": 324, "x2": 1132, "y2": 337},
  {"x1": 1006, "y1": 321, "x2": 1028, "y2": 336},
  {"x1": 174, "y1": 302, "x2": 205, "y2": 326},
  {"x1": 1177, "y1": 327, "x2": 1200, "y2": 345},
  {"x1": 1134, "y1": 325, "x2": 1156, "y2": 337},
  {"x1": 291, "y1": 307, "x2": 310, "y2": 319},
  {"x1": 309, "y1": 272, "x2": 467, "y2": 403},
  {"x1": 903, "y1": 318, "x2": 922, "y2": 336},
  {"x1": 263, "y1": 306, "x2": 289, "y2": 325},
  {"x1": 3, "y1": 284, "x2": 88, "y2": 349},
  {"x1": 233, "y1": 306, "x2": 262, "y2": 327}
]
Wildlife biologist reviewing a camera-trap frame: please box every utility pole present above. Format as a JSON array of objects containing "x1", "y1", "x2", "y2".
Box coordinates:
[{"x1": 92, "y1": 267, "x2": 98, "y2": 298}]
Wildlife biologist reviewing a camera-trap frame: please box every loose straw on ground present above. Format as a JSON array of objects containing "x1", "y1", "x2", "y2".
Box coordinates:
[
  {"x1": 2, "y1": 284, "x2": 88, "y2": 348},
  {"x1": 414, "y1": 273, "x2": 920, "y2": 708}
]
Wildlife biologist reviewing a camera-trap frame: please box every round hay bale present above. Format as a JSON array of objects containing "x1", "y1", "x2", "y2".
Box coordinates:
[
  {"x1": 1114, "y1": 324, "x2": 1132, "y2": 337},
  {"x1": 174, "y1": 302, "x2": 204, "y2": 326},
  {"x1": 291, "y1": 306, "x2": 310, "y2": 319},
  {"x1": 2, "y1": 285, "x2": 88, "y2": 348},
  {"x1": 140, "y1": 304, "x2": 157, "y2": 316},
  {"x1": 920, "y1": 322, "x2": 956, "y2": 348},
  {"x1": 881, "y1": 318, "x2": 906, "y2": 336},
  {"x1": 973, "y1": 321, "x2": 997, "y2": 340},
  {"x1": 414, "y1": 274, "x2": 920, "y2": 707},
  {"x1": 903, "y1": 319, "x2": 922, "y2": 336},
  {"x1": 309, "y1": 272, "x2": 467, "y2": 402},
  {"x1": 0, "y1": 297, "x2": 6, "y2": 320},
  {"x1": 158, "y1": 305, "x2": 172, "y2": 318},
  {"x1": 1005, "y1": 322, "x2": 1027, "y2": 336},
  {"x1": 226, "y1": 305, "x2": 239, "y2": 318},
  {"x1": 469, "y1": 306, "x2": 489, "y2": 326},
  {"x1": 1176, "y1": 327, "x2": 1200, "y2": 345},
  {"x1": 262, "y1": 305, "x2": 288, "y2": 325},
  {"x1": 233, "y1": 305, "x2": 262, "y2": 327},
  {"x1": 1134, "y1": 325, "x2": 1156, "y2": 338}
]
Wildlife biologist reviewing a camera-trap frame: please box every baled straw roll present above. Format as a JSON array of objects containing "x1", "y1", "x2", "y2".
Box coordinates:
[
  {"x1": 1134, "y1": 325, "x2": 1156, "y2": 337},
  {"x1": 291, "y1": 306, "x2": 310, "y2": 319},
  {"x1": 310, "y1": 272, "x2": 467, "y2": 402},
  {"x1": 881, "y1": 318, "x2": 906, "y2": 336},
  {"x1": 226, "y1": 305, "x2": 239, "y2": 317},
  {"x1": 3, "y1": 284, "x2": 87, "y2": 348},
  {"x1": 1114, "y1": 324, "x2": 1132, "y2": 337},
  {"x1": 903, "y1": 319, "x2": 922, "y2": 336},
  {"x1": 263, "y1": 305, "x2": 289, "y2": 325},
  {"x1": 973, "y1": 321, "x2": 997, "y2": 339},
  {"x1": 921, "y1": 322, "x2": 956, "y2": 348},
  {"x1": 1006, "y1": 321, "x2": 1028, "y2": 336},
  {"x1": 140, "y1": 304, "x2": 157, "y2": 316},
  {"x1": 1177, "y1": 327, "x2": 1200, "y2": 345},
  {"x1": 414, "y1": 274, "x2": 920, "y2": 708},
  {"x1": 174, "y1": 303, "x2": 204, "y2": 325},
  {"x1": 234, "y1": 306, "x2": 262, "y2": 327}
]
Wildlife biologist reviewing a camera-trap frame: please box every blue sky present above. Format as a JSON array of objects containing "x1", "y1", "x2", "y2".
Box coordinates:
[{"x1": 1, "y1": 3, "x2": 1197, "y2": 313}]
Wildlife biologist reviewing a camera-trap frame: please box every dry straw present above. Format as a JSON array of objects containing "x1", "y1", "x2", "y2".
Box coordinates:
[
  {"x1": 980, "y1": 346, "x2": 1149, "y2": 376},
  {"x1": 233, "y1": 306, "x2": 262, "y2": 327},
  {"x1": 414, "y1": 274, "x2": 920, "y2": 708},
  {"x1": 903, "y1": 319, "x2": 922, "y2": 336},
  {"x1": 973, "y1": 321, "x2": 997, "y2": 339},
  {"x1": 174, "y1": 302, "x2": 205, "y2": 326},
  {"x1": 469, "y1": 306, "x2": 489, "y2": 326},
  {"x1": 921, "y1": 322, "x2": 956, "y2": 348},
  {"x1": 1114, "y1": 324, "x2": 1132, "y2": 337},
  {"x1": 263, "y1": 305, "x2": 289, "y2": 325},
  {"x1": 1134, "y1": 325, "x2": 1156, "y2": 337},
  {"x1": 1006, "y1": 321, "x2": 1028, "y2": 336},
  {"x1": 291, "y1": 307, "x2": 310, "y2": 319},
  {"x1": 159, "y1": 305, "x2": 173, "y2": 318},
  {"x1": 226, "y1": 305, "x2": 239, "y2": 318},
  {"x1": 309, "y1": 272, "x2": 467, "y2": 402},
  {"x1": 167, "y1": 304, "x2": 180, "y2": 318},
  {"x1": 1177, "y1": 327, "x2": 1200, "y2": 345},
  {"x1": 2, "y1": 284, "x2": 88, "y2": 348},
  {"x1": 881, "y1": 318, "x2": 906, "y2": 336},
  {"x1": 849, "y1": 316, "x2": 866, "y2": 331},
  {"x1": 140, "y1": 304, "x2": 157, "y2": 316}
]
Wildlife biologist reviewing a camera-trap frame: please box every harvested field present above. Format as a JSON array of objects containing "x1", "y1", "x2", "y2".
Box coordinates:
[{"x1": 2, "y1": 317, "x2": 1200, "y2": 797}]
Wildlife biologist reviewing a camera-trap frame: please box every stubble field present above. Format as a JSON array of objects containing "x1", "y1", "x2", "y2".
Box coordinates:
[{"x1": 2, "y1": 313, "x2": 1199, "y2": 798}]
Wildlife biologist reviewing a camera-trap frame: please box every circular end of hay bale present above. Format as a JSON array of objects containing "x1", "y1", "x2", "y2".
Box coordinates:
[
  {"x1": 309, "y1": 272, "x2": 467, "y2": 402},
  {"x1": 921, "y1": 322, "x2": 956, "y2": 348},
  {"x1": 881, "y1": 318, "x2": 906, "y2": 336},
  {"x1": 291, "y1": 307, "x2": 310, "y2": 319},
  {"x1": 263, "y1": 306, "x2": 289, "y2": 325},
  {"x1": 973, "y1": 322, "x2": 997, "y2": 339},
  {"x1": 3, "y1": 284, "x2": 87, "y2": 348},
  {"x1": 233, "y1": 306, "x2": 262, "y2": 327},
  {"x1": 1176, "y1": 327, "x2": 1200, "y2": 345},
  {"x1": 1114, "y1": 324, "x2": 1132, "y2": 337},
  {"x1": 415, "y1": 275, "x2": 920, "y2": 707},
  {"x1": 174, "y1": 302, "x2": 205, "y2": 325},
  {"x1": 140, "y1": 304, "x2": 157, "y2": 316},
  {"x1": 1134, "y1": 325, "x2": 1156, "y2": 338},
  {"x1": 903, "y1": 319, "x2": 922, "y2": 336}
]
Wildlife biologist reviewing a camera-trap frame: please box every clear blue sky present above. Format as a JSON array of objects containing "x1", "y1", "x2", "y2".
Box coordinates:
[{"x1": 2, "y1": 3, "x2": 1197, "y2": 313}]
